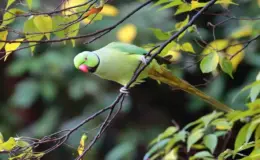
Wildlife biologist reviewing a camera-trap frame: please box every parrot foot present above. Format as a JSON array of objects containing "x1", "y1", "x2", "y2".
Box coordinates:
[
  {"x1": 120, "y1": 86, "x2": 129, "y2": 94},
  {"x1": 140, "y1": 56, "x2": 148, "y2": 65}
]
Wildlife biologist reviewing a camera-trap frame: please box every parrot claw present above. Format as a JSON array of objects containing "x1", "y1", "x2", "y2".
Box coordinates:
[
  {"x1": 120, "y1": 86, "x2": 129, "y2": 94},
  {"x1": 140, "y1": 56, "x2": 148, "y2": 65}
]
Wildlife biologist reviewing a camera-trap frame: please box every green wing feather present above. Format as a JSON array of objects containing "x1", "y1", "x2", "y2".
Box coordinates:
[{"x1": 105, "y1": 42, "x2": 147, "y2": 55}]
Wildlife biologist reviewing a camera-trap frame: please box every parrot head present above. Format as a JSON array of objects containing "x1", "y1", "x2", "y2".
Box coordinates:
[{"x1": 74, "y1": 51, "x2": 99, "y2": 73}]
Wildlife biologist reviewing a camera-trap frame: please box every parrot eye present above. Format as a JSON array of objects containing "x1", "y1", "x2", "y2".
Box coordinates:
[{"x1": 84, "y1": 57, "x2": 88, "y2": 60}]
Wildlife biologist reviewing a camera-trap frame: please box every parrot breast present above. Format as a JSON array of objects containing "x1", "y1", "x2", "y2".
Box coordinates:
[{"x1": 94, "y1": 48, "x2": 149, "y2": 86}]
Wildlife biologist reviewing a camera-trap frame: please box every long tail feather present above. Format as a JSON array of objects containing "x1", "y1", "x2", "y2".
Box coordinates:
[{"x1": 148, "y1": 67, "x2": 233, "y2": 112}]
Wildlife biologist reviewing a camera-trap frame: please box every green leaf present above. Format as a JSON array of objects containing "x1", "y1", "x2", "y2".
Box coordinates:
[
  {"x1": 158, "y1": 0, "x2": 183, "y2": 11},
  {"x1": 24, "y1": 17, "x2": 44, "y2": 53},
  {"x1": 203, "y1": 134, "x2": 218, "y2": 153},
  {"x1": 220, "y1": 58, "x2": 233, "y2": 78},
  {"x1": 165, "y1": 130, "x2": 187, "y2": 152},
  {"x1": 200, "y1": 52, "x2": 219, "y2": 73},
  {"x1": 149, "y1": 28, "x2": 171, "y2": 40},
  {"x1": 255, "y1": 124, "x2": 260, "y2": 140},
  {"x1": 191, "y1": 151, "x2": 213, "y2": 159},
  {"x1": 150, "y1": 126, "x2": 178, "y2": 146},
  {"x1": 245, "y1": 122, "x2": 258, "y2": 143},
  {"x1": 250, "y1": 84, "x2": 260, "y2": 102},
  {"x1": 247, "y1": 99, "x2": 260, "y2": 110},
  {"x1": 40, "y1": 81, "x2": 57, "y2": 102},
  {"x1": 52, "y1": 15, "x2": 66, "y2": 41},
  {"x1": 26, "y1": 0, "x2": 33, "y2": 9},
  {"x1": 33, "y1": 15, "x2": 53, "y2": 40},
  {"x1": 175, "y1": 15, "x2": 189, "y2": 30},
  {"x1": 65, "y1": 15, "x2": 80, "y2": 47},
  {"x1": 6, "y1": 0, "x2": 15, "y2": 9},
  {"x1": 1, "y1": 8, "x2": 25, "y2": 27},
  {"x1": 143, "y1": 139, "x2": 170, "y2": 160},
  {"x1": 151, "y1": 0, "x2": 169, "y2": 8},
  {"x1": 181, "y1": 42, "x2": 195, "y2": 53},
  {"x1": 175, "y1": 3, "x2": 191, "y2": 15},
  {"x1": 235, "y1": 123, "x2": 250, "y2": 150},
  {"x1": 187, "y1": 129, "x2": 204, "y2": 152},
  {"x1": 232, "y1": 81, "x2": 260, "y2": 103}
]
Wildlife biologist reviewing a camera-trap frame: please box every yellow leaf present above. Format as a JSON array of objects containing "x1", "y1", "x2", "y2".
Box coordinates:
[
  {"x1": 165, "y1": 50, "x2": 182, "y2": 62},
  {"x1": 77, "y1": 134, "x2": 88, "y2": 159},
  {"x1": 6, "y1": 0, "x2": 15, "y2": 9},
  {"x1": 0, "y1": 137, "x2": 16, "y2": 151},
  {"x1": 100, "y1": 4, "x2": 119, "y2": 16},
  {"x1": 62, "y1": 0, "x2": 87, "y2": 15},
  {"x1": 258, "y1": 0, "x2": 260, "y2": 7},
  {"x1": 4, "y1": 38, "x2": 23, "y2": 61},
  {"x1": 202, "y1": 40, "x2": 244, "y2": 70},
  {"x1": 191, "y1": 1, "x2": 208, "y2": 10},
  {"x1": 33, "y1": 15, "x2": 53, "y2": 40},
  {"x1": 230, "y1": 25, "x2": 252, "y2": 39},
  {"x1": 117, "y1": 24, "x2": 137, "y2": 43},
  {"x1": 181, "y1": 42, "x2": 195, "y2": 53},
  {"x1": 0, "y1": 31, "x2": 8, "y2": 50},
  {"x1": 226, "y1": 42, "x2": 244, "y2": 70},
  {"x1": 202, "y1": 39, "x2": 229, "y2": 55}
]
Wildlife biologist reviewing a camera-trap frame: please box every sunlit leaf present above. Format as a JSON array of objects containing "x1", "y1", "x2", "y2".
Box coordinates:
[
  {"x1": 0, "y1": 137, "x2": 16, "y2": 151},
  {"x1": 226, "y1": 42, "x2": 245, "y2": 70},
  {"x1": 220, "y1": 58, "x2": 233, "y2": 78},
  {"x1": 175, "y1": 3, "x2": 191, "y2": 15},
  {"x1": 0, "y1": 31, "x2": 8, "y2": 50},
  {"x1": 230, "y1": 25, "x2": 252, "y2": 39},
  {"x1": 143, "y1": 139, "x2": 170, "y2": 160},
  {"x1": 26, "y1": 0, "x2": 33, "y2": 9},
  {"x1": 150, "y1": 126, "x2": 178, "y2": 146},
  {"x1": 52, "y1": 15, "x2": 67, "y2": 40},
  {"x1": 117, "y1": 24, "x2": 137, "y2": 43},
  {"x1": 65, "y1": 15, "x2": 80, "y2": 47},
  {"x1": 6, "y1": 0, "x2": 15, "y2": 9},
  {"x1": 233, "y1": 81, "x2": 260, "y2": 103},
  {"x1": 163, "y1": 147, "x2": 179, "y2": 160},
  {"x1": 181, "y1": 42, "x2": 195, "y2": 53},
  {"x1": 100, "y1": 4, "x2": 119, "y2": 16},
  {"x1": 191, "y1": 1, "x2": 208, "y2": 10},
  {"x1": 33, "y1": 15, "x2": 53, "y2": 40},
  {"x1": 1, "y1": 8, "x2": 25, "y2": 27},
  {"x1": 158, "y1": 0, "x2": 183, "y2": 11},
  {"x1": 235, "y1": 123, "x2": 249, "y2": 150},
  {"x1": 200, "y1": 52, "x2": 219, "y2": 73},
  {"x1": 187, "y1": 129, "x2": 204, "y2": 152},
  {"x1": 4, "y1": 38, "x2": 23, "y2": 61},
  {"x1": 203, "y1": 134, "x2": 218, "y2": 153},
  {"x1": 24, "y1": 17, "x2": 44, "y2": 53},
  {"x1": 255, "y1": 124, "x2": 260, "y2": 140},
  {"x1": 77, "y1": 133, "x2": 88, "y2": 158}
]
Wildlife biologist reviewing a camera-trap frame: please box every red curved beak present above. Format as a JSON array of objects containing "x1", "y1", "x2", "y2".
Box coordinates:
[{"x1": 79, "y1": 64, "x2": 89, "y2": 73}]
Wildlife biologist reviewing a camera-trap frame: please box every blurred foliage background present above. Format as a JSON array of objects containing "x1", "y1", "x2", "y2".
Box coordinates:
[{"x1": 0, "y1": 0, "x2": 259, "y2": 159}]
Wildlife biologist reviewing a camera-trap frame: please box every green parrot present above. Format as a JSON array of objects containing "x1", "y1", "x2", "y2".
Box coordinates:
[{"x1": 74, "y1": 42, "x2": 233, "y2": 112}]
